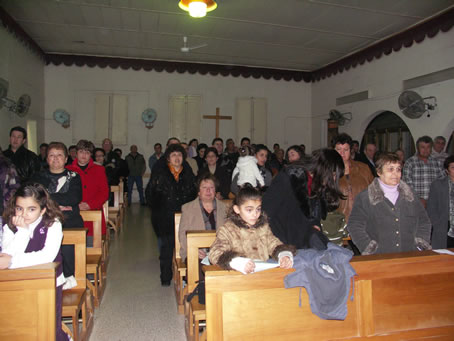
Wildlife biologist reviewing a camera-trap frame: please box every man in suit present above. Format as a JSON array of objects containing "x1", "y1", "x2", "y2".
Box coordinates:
[{"x1": 358, "y1": 142, "x2": 377, "y2": 177}]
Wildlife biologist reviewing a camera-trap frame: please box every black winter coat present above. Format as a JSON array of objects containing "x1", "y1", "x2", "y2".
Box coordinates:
[
  {"x1": 148, "y1": 163, "x2": 196, "y2": 237},
  {"x1": 31, "y1": 169, "x2": 84, "y2": 228},
  {"x1": 3, "y1": 145, "x2": 41, "y2": 184},
  {"x1": 262, "y1": 166, "x2": 329, "y2": 250}
]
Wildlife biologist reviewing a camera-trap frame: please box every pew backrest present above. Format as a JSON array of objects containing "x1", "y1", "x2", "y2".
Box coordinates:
[
  {"x1": 80, "y1": 210, "x2": 103, "y2": 255},
  {"x1": 186, "y1": 230, "x2": 217, "y2": 293},
  {"x1": 174, "y1": 213, "x2": 182, "y2": 259},
  {"x1": 205, "y1": 250, "x2": 454, "y2": 340},
  {"x1": 0, "y1": 263, "x2": 58, "y2": 341},
  {"x1": 62, "y1": 229, "x2": 87, "y2": 290}
]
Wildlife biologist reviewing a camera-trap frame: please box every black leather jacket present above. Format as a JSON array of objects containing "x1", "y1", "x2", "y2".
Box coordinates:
[{"x1": 3, "y1": 145, "x2": 41, "y2": 184}]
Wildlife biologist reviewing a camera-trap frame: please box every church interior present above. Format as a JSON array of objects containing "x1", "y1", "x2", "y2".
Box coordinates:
[{"x1": 1, "y1": 1, "x2": 454, "y2": 340}]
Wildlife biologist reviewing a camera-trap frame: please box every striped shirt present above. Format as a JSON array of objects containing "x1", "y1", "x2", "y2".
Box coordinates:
[{"x1": 402, "y1": 155, "x2": 443, "y2": 200}]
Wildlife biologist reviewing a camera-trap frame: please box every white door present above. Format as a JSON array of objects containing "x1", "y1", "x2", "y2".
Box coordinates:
[
  {"x1": 169, "y1": 95, "x2": 201, "y2": 142},
  {"x1": 236, "y1": 97, "x2": 267, "y2": 145}
]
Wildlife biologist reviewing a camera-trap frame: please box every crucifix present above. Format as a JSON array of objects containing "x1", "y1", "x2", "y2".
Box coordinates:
[{"x1": 203, "y1": 107, "x2": 232, "y2": 138}]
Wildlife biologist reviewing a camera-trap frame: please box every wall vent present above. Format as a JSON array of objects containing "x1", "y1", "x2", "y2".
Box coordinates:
[
  {"x1": 403, "y1": 67, "x2": 454, "y2": 90},
  {"x1": 336, "y1": 90, "x2": 369, "y2": 106}
]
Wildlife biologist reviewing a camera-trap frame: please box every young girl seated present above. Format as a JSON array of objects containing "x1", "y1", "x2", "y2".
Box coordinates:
[
  {"x1": 0, "y1": 183, "x2": 69, "y2": 341},
  {"x1": 209, "y1": 185, "x2": 295, "y2": 274},
  {"x1": 232, "y1": 145, "x2": 265, "y2": 190}
]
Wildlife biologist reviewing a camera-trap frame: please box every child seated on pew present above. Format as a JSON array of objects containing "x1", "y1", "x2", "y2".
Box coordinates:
[
  {"x1": 209, "y1": 185, "x2": 295, "y2": 274},
  {"x1": 0, "y1": 183, "x2": 70, "y2": 341}
]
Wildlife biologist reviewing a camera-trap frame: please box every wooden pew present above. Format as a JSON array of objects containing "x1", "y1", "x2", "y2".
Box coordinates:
[
  {"x1": 108, "y1": 185, "x2": 122, "y2": 235},
  {"x1": 172, "y1": 212, "x2": 186, "y2": 314},
  {"x1": 0, "y1": 263, "x2": 58, "y2": 341},
  {"x1": 62, "y1": 229, "x2": 93, "y2": 341},
  {"x1": 80, "y1": 210, "x2": 105, "y2": 306},
  {"x1": 205, "y1": 250, "x2": 454, "y2": 341},
  {"x1": 185, "y1": 230, "x2": 217, "y2": 341}
]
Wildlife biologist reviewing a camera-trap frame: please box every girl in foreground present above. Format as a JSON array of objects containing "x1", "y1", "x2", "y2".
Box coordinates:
[
  {"x1": 0, "y1": 183, "x2": 69, "y2": 340},
  {"x1": 209, "y1": 185, "x2": 295, "y2": 273}
]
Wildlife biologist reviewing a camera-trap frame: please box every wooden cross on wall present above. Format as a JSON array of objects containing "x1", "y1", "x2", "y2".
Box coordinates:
[{"x1": 203, "y1": 107, "x2": 232, "y2": 138}]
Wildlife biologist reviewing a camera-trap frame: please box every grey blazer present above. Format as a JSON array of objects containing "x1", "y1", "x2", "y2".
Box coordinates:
[
  {"x1": 178, "y1": 197, "x2": 227, "y2": 260},
  {"x1": 427, "y1": 176, "x2": 450, "y2": 248}
]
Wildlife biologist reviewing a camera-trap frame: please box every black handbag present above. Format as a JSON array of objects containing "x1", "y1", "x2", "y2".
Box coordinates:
[{"x1": 186, "y1": 280, "x2": 205, "y2": 305}]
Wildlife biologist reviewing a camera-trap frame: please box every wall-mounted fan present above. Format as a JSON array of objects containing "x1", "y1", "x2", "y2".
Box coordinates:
[
  {"x1": 329, "y1": 109, "x2": 352, "y2": 126},
  {"x1": 398, "y1": 90, "x2": 437, "y2": 119},
  {"x1": 0, "y1": 78, "x2": 31, "y2": 117},
  {"x1": 181, "y1": 36, "x2": 207, "y2": 53},
  {"x1": 142, "y1": 108, "x2": 157, "y2": 129},
  {"x1": 53, "y1": 109, "x2": 71, "y2": 128}
]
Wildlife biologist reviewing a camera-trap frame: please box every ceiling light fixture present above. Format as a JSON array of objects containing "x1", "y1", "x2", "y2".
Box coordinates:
[{"x1": 178, "y1": 0, "x2": 217, "y2": 18}]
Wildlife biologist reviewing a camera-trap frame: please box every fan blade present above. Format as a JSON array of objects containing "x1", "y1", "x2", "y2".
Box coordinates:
[{"x1": 187, "y1": 43, "x2": 208, "y2": 51}]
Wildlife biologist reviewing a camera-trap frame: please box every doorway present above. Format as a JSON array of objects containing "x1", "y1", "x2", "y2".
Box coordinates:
[{"x1": 361, "y1": 111, "x2": 415, "y2": 161}]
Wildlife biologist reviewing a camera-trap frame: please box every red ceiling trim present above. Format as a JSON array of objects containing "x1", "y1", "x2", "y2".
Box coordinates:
[
  {"x1": 0, "y1": 6, "x2": 45, "y2": 59},
  {"x1": 1, "y1": 6, "x2": 453, "y2": 82}
]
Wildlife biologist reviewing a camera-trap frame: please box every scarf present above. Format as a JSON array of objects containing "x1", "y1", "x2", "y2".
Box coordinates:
[{"x1": 168, "y1": 164, "x2": 182, "y2": 181}]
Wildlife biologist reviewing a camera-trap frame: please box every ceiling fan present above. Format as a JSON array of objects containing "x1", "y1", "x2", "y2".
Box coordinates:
[{"x1": 180, "y1": 36, "x2": 207, "y2": 53}]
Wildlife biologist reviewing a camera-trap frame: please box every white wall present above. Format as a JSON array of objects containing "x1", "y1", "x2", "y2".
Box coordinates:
[
  {"x1": 311, "y1": 29, "x2": 454, "y2": 150},
  {"x1": 0, "y1": 26, "x2": 45, "y2": 151},
  {"x1": 44, "y1": 65, "x2": 312, "y2": 162}
]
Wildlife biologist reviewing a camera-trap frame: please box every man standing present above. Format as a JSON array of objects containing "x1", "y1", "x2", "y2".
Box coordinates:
[
  {"x1": 431, "y1": 136, "x2": 449, "y2": 163},
  {"x1": 148, "y1": 143, "x2": 162, "y2": 172},
  {"x1": 102, "y1": 138, "x2": 121, "y2": 185},
  {"x1": 403, "y1": 136, "x2": 444, "y2": 208},
  {"x1": 125, "y1": 145, "x2": 146, "y2": 206},
  {"x1": 358, "y1": 142, "x2": 377, "y2": 177},
  {"x1": 3, "y1": 126, "x2": 41, "y2": 183}
]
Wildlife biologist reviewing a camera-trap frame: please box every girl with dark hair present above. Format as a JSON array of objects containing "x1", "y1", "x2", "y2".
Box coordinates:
[
  {"x1": 262, "y1": 149, "x2": 345, "y2": 249},
  {"x1": 209, "y1": 185, "x2": 295, "y2": 273},
  {"x1": 194, "y1": 143, "x2": 208, "y2": 170},
  {"x1": 1, "y1": 183, "x2": 69, "y2": 340},
  {"x1": 149, "y1": 143, "x2": 197, "y2": 286},
  {"x1": 285, "y1": 145, "x2": 304, "y2": 164},
  {"x1": 0, "y1": 149, "x2": 20, "y2": 217}
]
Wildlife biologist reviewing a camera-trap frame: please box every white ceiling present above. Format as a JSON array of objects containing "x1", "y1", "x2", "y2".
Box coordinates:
[{"x1": 2, "y1": 0, "x2": 454, "y2": 71}]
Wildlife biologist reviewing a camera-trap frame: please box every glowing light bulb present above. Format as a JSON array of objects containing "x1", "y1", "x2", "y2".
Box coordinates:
[{"x1": 188, "y1": 1, "x2": 207, "y2": 18}]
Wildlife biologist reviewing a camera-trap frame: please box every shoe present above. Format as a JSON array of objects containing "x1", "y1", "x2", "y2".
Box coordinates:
[
  {"x1": 161, "y1": 280, "x2": 171, "y2": 287},
  {"x1": 140, "y1": 202, "x2": 147, "y2": 206}
]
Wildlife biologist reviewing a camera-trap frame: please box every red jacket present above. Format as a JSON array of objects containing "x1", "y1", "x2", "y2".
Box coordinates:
[{"x1": 67, "y1": 158, "x2": 109, "y2": 236}]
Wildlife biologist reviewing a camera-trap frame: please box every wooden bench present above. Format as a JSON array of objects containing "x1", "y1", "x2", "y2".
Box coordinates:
[
  {"x1": 172, "y1": 212, "x2": 186, "y2": 314},
  {"x1": 62, "y1": 229, "x2": 93, "y2": 341},
  {"x1": 0, "y1": 263, "x2": 58, "y2": 341},
  {"x1": 108, "y1": 185, "x2": 122, "y2": 235},
  {"x1": 205, "y1": 250, "x2": 454, "y2": 340},
  {"x1": 185, "y1": 230, "x2": 217, "y2": 341},
  {"x1": 80, "y1": 209, "x2": 105, "y2": 307}
]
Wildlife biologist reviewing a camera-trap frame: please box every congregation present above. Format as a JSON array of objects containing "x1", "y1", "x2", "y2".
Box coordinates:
[{"x1": 1, "y1": 124, "x2": 454, "y2": 340}]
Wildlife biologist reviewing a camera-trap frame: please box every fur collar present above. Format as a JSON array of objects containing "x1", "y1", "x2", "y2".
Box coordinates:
[{"x1": 368, "y1": 178, "x2": 414, "y2": 205}]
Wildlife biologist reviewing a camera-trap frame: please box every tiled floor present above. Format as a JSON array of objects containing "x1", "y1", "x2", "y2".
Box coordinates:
[{"x1": 90, "y1": 204, "x2": 186, "y2": 341}]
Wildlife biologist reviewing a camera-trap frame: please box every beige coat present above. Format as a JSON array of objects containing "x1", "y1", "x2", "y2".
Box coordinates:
[
  {"x1": 209, "y1": 220, "x2": 290, "y2": 269},
  {"x1": 178, "y1": 197, "x2": 227, "y2": 260}
]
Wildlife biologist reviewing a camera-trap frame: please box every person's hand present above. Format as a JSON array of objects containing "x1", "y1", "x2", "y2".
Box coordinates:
[
  {"x1": 79, "y1": 202, "x2": 91, "y2": 211},
  {"x1": 279, "y1": 256, "x2": 292, "y2": 269},
  {"x1": 313, "y1": 225, "x2": 321, "y2": 231},
  {"x1": 420, "y1": 198, "x2": 427, "y2": 208},
  {"x1": 59, "y1": 206, "x2": 73, "y2": 211},
  {"x1": 198, "y1": 249, "x2": 207, "y2": 259},
  {"x1": 0, "y1": 253, "x2": 12, "y2": 269},
  {"x1": 244, "y1": 260, "x2": 256, "y2": 274},
  {"x1": 12, "y1": 215, "x2": 27, "y2": 229}
]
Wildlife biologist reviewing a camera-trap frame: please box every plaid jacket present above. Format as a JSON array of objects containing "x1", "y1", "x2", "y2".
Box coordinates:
[{"x1": 402, "y1": 155, "x2": 443, "y2": 200}]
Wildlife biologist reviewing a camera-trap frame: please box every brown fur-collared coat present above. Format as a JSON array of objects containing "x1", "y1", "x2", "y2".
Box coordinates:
[{"x1": 209, "y1": 219, "x2": 296, "y2": 269}]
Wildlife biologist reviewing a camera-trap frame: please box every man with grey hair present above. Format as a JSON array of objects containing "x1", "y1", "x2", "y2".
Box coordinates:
[{"x1": 431, "y1": 136, "x2": 449, "y2": 163}]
